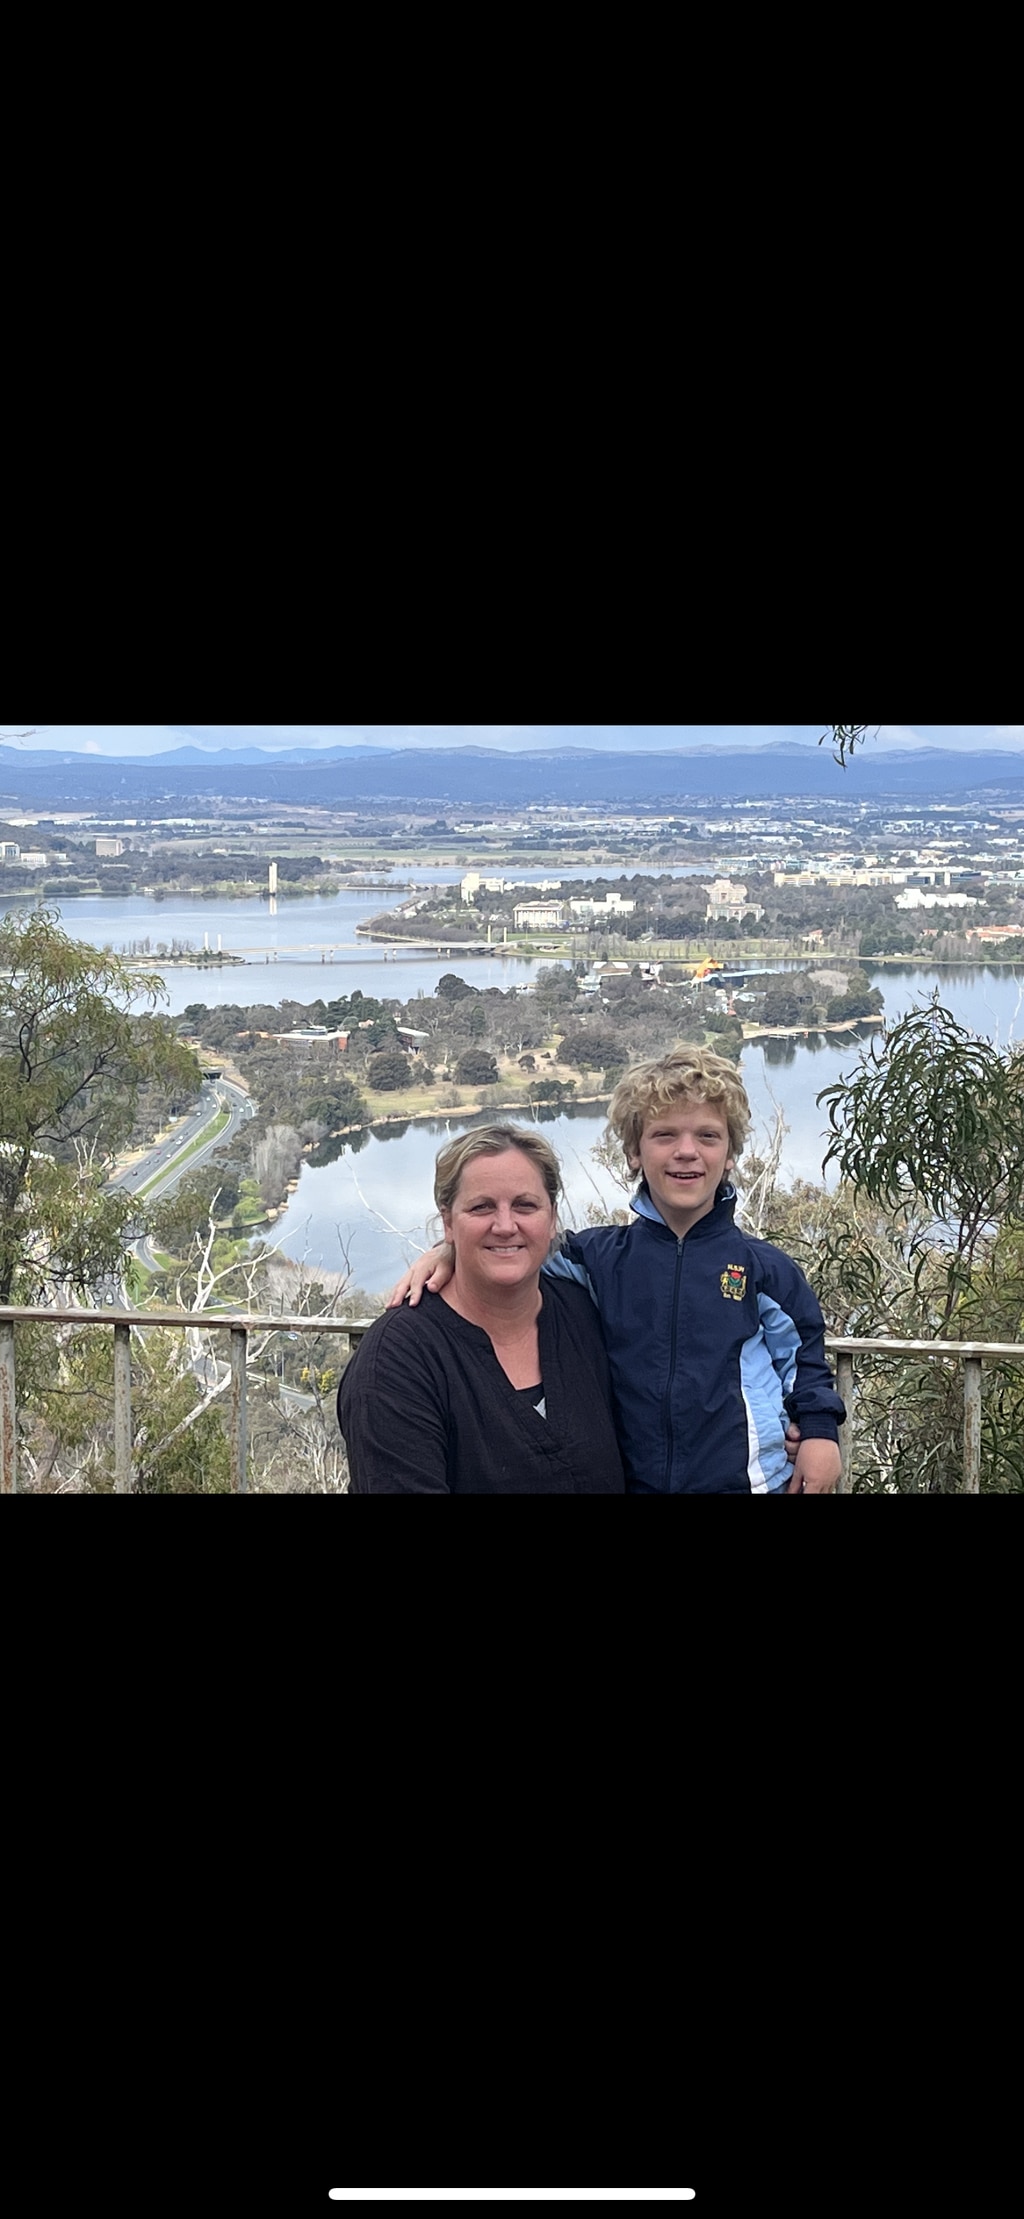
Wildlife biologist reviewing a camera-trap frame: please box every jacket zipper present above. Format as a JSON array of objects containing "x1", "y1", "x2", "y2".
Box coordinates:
[{"x1": 662, "y1": 1235, "x2": 685, "y2": 1491}]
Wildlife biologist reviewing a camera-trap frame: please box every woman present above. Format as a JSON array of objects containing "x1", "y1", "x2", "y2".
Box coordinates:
[{"x1": 336, "y1": 1124, "x2": 625, "y2": 1493}]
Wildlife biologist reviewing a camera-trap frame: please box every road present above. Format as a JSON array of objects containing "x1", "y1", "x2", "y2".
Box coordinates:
[
  {"x1": 98, "y1": 1078, "x2": 321, "y2": 1417},
  {"x1": 110, "y1": 1077, "x2": 255, "y2": 1273}
]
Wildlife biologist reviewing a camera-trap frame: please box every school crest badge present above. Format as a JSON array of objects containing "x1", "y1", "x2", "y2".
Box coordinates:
[{"x1": 720, "y1": 1264, "x2": 747, "y2": 1301}]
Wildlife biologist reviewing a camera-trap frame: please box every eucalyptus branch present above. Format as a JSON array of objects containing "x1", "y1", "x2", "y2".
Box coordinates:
[{"x1": 819, "y1": 724, "x2": 881, "y2": 767}]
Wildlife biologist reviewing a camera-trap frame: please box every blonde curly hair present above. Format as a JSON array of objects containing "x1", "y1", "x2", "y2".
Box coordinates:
[{"x1": 607, "y1": 1046, "x2": 751, "y2": 1170}]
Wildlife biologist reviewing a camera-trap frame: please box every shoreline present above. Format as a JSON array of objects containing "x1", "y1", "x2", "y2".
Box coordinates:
[
  {"x1": 740, "y1": 1016, "x2": 883, "y2": 1043},
  {"x1": 312, "y1": 1091, "x2": 615, "y2": 1146}
]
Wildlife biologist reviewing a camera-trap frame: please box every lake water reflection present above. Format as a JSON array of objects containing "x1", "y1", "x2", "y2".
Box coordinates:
[{"x1": 269, "y1": 1103, "x2": 630, "y2": 1298}]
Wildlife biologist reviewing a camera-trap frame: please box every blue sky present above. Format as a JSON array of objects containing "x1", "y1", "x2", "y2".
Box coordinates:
[{"x1": 3, "y1": 722, "x2": 1022, "y2": 756}]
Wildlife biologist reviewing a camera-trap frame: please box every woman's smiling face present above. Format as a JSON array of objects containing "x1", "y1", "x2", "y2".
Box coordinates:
[
  {"x1": 632, "y1": 1098, "x2": 734, "y2": 1235},
  {"x1": 443, "y1": 1148, "x2": 557, "y2": 1294}
]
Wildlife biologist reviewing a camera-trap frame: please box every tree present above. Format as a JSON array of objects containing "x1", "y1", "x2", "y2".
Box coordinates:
[
  {"x1": 527, "y1": 1078, "x2": 576, "y2": 1103},
  {"x1": 761, "y1": 989, "x2": 809, "y2": 1028},
  {"x1": 366, "y1": 1049, "x2": 415, "y2": 1092},
  {"x1": 826, "y1": 988, "x2": 883, "y2": 1022},
  {"x1": 859, "y1": 927, "x2": 918, "y2": 956},
  {"x1": 304, "y1": 1080, "x2": 367, "y2": 1131},
  {"x1": 436, "y1": 973, "x2": 476, "y2": 1003},
  {"x1": 253, "y1": 1124, "x2": 304, "y2": 1204},
  {"x1": 0, "y1": 908, "x2": 201, "y2": 1303},
  {"x1": 818, "y1": 997, "x2": 1024, "y2": 1332},
  {"x1": 150, "y1": 1164, "x2": 241, "y2": 1256},
  {"x1": 556, "y1": 1025, "x2": 622, "y2": 1072},
  {"x1": 454, "y1": 1048, "x2": 499, "y2": 1085},
  {"x1": 354, "y1": 1014, "x2": 400, "y2": 1051}
]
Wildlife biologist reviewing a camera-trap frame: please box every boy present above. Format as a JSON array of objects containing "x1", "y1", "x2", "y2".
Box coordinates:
[{"x1": 391, "y1": 1047, "x2": 844, "y2": 1494}]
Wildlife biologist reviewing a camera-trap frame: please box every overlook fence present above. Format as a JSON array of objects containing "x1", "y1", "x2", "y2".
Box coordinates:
[{"x1": 0, "y1": 1307, "x2": 1014, "y2": 1493}]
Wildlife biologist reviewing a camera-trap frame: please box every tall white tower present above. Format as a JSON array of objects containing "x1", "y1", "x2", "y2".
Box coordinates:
[{"x1": 269, "y1": 861, "x2": 278, "y2": 895}]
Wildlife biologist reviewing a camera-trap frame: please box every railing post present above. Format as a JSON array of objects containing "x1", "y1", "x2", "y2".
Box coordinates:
[
  {"x1": 113, "y1": 1321, "x2": 133, "y2": 1494},
  {"x1": 230, "y1": 1327, "x2": 249, "y2": 1493},
  {"x1": 836, "y1": 1352, "x2": 854, "y2": 1494},
  {"x1": 962, "y1": 1357, "x2": 982, "y2": 1493},
  {"x1": 0, "y1": 1321, "x2": 16, "y2": 1494}
]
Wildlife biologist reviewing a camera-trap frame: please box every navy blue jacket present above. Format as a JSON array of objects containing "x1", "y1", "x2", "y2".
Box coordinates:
[{"x1": 545, "y1": 1183, "x2": 845, "y2": 1494}]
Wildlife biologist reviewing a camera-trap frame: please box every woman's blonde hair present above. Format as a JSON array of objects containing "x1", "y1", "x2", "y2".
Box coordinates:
[
  {"x1": 434, "y1": 1123, "x2": 563, "y2": 1217},
  {"x1": 607, "y1": 1046, "x2": 751, "y2": 1168}
]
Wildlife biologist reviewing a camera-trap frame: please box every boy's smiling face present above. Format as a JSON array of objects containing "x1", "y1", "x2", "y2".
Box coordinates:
[{"x1": 631, "y1": 1097, "x2": 734, "y2": 1236}]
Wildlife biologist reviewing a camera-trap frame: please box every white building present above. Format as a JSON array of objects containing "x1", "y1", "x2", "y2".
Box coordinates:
[
  {"x1": 20, "y1": 851, "x2": 48, "y2": 869},
  {"x1": 272, "y1": 1027, "x2": 349, "y2": 1047},
  {"x1": 461, "y1": 873, "x2": 513, "y2": 904},
  {"x1": 704, "y1": 878, "x2": 764, "y2": 922},
  {"x1": 568, "y1": 894, "x2": 637, "y2": 919},
  {"x1": 95, "y1": 836, "x2": 124, "y2": 858},
  {"x1": 1, "y1": 842, "x2": 20, "y2": 862},
  {"x1": 513, "y1": 900, "x2": 564, "y2": 930},
  {"x1": 774, "y1": 869, "x2": 908, "y2": 888},
  {"x1": 894, "y1": 889, "x2": 979, "y2": 910}
]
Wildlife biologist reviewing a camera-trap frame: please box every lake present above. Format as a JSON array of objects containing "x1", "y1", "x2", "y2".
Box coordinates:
[
  {"x1": 4, "y1": 889, "x2": 541, "y2": 1013},
  {"x1": 268, "y1": 1101, "x2": 632, "y2": 1297},
  {"x1": 235, "y1": 957, "x2": 1024, "y2": 1297},
  {"x1": 10, "y1": 886, "x2": 1024, "y2": 1294}
]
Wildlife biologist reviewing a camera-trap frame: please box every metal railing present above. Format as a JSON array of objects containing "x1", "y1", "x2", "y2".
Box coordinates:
[
  {"x1": 0, "y1": 1305, "x2": 374, "y2": 1494},
  {"x1": 1, "y1": 1307, "x2": 1018, "y2": 1493},
  {"x1": 825, "y1": 1336, "x2": 1020, "y2": 1493}
]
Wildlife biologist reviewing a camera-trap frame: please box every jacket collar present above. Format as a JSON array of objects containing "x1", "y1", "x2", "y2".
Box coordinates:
[{"x1": 630, "y1": 1179, "x2": 738, "y2": 1236}]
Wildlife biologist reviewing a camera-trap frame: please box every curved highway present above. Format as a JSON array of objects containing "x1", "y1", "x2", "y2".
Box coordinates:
[
  {"x1": 107, "y1": 1078, "x2": 319, "y2": 1408},
  {"x1": 112, "y1": 1077, "x2": 255, "y2": 1272}
]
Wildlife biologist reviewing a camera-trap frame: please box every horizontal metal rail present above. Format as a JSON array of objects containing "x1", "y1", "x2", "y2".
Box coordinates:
[
  {"x1": 822, "y1": 1334, "x2": 1024, "y2": 1493},
  {"x1": 1, "y1": 1311, "x2": 1018, "y2": 1494},
  {"x1": 0, "y1": 1306, "x2": 375, "y2": 1494}
]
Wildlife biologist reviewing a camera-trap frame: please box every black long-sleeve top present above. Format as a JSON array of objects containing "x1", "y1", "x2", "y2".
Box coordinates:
[{"x1": 336, "y1": 1281, "x2": 626, "y2": 1494}]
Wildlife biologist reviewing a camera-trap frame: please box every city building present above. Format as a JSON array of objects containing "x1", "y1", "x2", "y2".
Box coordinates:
[
  {"x1": 568, "y1": 894, "x2": 636, "y2": 919},
  {"x1": 705, "y1": 879, "x2": 764, "y2": 923},
  {"x1": 894, "y1": 890, "x2": 979, "y2": 911},
  {"x1": 20, "y1": 851, "x2": 48, "y2": 869},
  {"x1": 513, "y1": 900, "x2": 564, "y2": 930},
  {"x1": 95, "y1": 836, "x2": 125, "y2": 858},
  {"x1": 272, "y1": 1027, "x2": 349, "y2": 1048},
  {"x1": 461, "y1": 873, "x2": 514, "y2": 903},
  {"x1": 1, "y1": 842, "x2": 20, "y2": 862}
]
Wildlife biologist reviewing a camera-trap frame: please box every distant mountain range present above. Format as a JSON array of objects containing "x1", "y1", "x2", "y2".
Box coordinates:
[
  {"x1": 3, "y1": 739, "x2": 870, "y2": 768},
  {"x1": 4, "y1": 742, "x2": 1024, "y2": 806}
]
